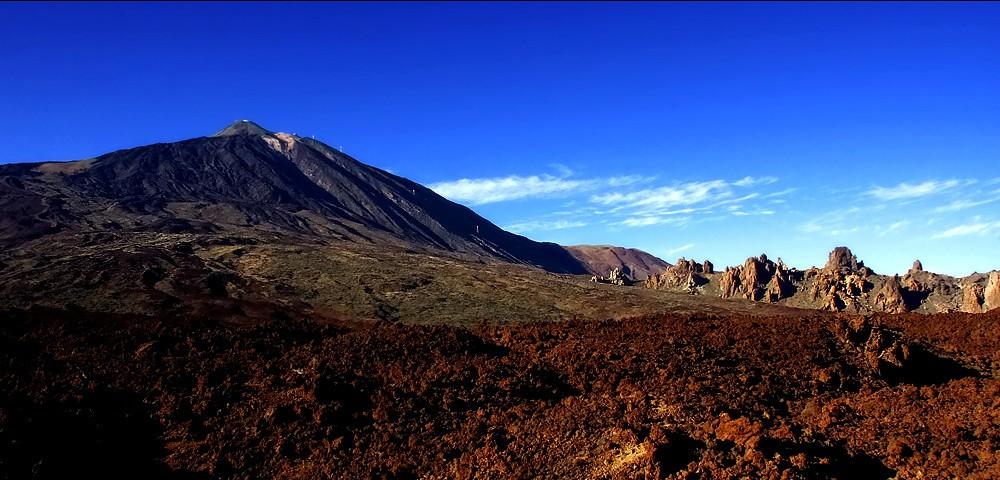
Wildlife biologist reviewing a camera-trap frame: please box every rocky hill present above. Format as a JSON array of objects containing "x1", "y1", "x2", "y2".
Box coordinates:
[
  {"x1": 563, "y1": 245, "x2": 669, "y2": 280},
  {"x1": 643, "y1": 246, "x2": 999, "y2": 314}
]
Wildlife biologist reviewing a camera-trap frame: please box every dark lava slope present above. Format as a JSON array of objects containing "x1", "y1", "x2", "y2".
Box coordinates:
[{"x1": 0, "y1": 121, "x2": 584, "y2": 273}]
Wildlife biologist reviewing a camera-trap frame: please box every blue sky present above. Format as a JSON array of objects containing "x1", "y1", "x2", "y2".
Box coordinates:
[{"x1": 2, "y1": 2, "x2": 998, "y2": 275}]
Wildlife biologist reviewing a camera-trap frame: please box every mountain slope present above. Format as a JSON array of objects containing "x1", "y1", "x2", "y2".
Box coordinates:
[
  {"x1": 0, "y1": 121, "x2": 586, "y2": 273},
  {"x1": 564, "y1": 245, "x2": 670, "y2": 280}
]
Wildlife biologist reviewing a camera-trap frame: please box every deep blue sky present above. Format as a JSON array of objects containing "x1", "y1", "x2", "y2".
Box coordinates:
[{"x1": 2, "y1": 2, "x2": 999, "y2": 275}]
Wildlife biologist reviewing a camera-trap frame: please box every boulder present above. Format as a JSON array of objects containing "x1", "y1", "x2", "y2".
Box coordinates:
[
  {"x1": 961, "y1": 282, "x2": 985, "y2": 313},
  {"x1": 591, "y1": 266, "x2": 634, "y2": 286},
  {"x1": 608, "y1": 266, "x2": 632, "y2": 286},
  {"x1": 985, "y1": 271, "x2": 1000, "y2": 312},
  {"x1": 824, "y1": 246, "x2": 864, "y2": 275},
  {"x1": 874, "y1": 275, "x2": 908, "y2": 314}
]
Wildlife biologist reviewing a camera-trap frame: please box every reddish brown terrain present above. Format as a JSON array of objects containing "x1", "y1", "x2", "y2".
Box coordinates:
[{"x1": 2, "y1": 306, "x2": 998, "y2": 479}]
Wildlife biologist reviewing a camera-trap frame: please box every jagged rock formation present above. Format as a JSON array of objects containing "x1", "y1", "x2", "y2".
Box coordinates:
[
  {"x1": 804, "y1": 247, "x2": 872, "y2": 312},
  {"x1": 639, "y1": 246, "x2": 994, "y2": 315},
  {"x1": 642, "y1": 257, "x2": 709, "y2": 292},
  {"x1": 765, "y1": 262, "x2": 794, "y2": 302},
  {"x1": 591, "y1": 266, "x2": 634, "y2": 286},
  {"x1": 718, "y1": 254, "x2": 794, "y2": 303},
  {"x1": 874, "y1": 275, "x2": 909, "y2": 314}
]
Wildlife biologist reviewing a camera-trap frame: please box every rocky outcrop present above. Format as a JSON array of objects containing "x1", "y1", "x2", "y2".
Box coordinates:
[
  {"x1": 591, "y1": 266, "x2": 634, "y2": 286},
  {"x1": 643, "y1": 257, "x2": 709, "y2": 291},
  {"x1": 765, "y1": 263, "x2": 794, "y2": 302},
  {"x1": 962, "y1": 282, "x2": 985, "y2": 313},
  {"x1": 985, "y1": 271, "x2": 1000, "y2": 312},
  {"x1": 719, "y1": 267, "x2": 741, "y2": 299},
  {"x1": 825, "y1": 247, "x2": 864, "y2": 275},
  {"x1": 874, "y1": 275, "x2": 908, "y2": 314},
  {"x1": 718, "y1": 254, "x2": 793, "y2": 303},
  {"x1": 804, "y1": 247, "x2": 875, "y2": 312},
  {"x1": 636, "y1": 244, "x2": 996, "y2": 315}
]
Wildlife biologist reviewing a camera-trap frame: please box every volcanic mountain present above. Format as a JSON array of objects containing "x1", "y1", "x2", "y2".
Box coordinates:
[{"x1": 0, "y1": 120, "x2": 586, "y2": 273}]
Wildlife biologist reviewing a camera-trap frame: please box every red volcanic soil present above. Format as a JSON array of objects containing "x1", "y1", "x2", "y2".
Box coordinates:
[{"x1": 1, "y1": 308, "x2": 998, "y2": 479}]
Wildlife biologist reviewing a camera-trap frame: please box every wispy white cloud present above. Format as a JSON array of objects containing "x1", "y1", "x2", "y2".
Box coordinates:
[
  {"x1": 867, "y1": 179, "x2": 961, "y2": 200},
  {"x1": 763, "y1": 188, "x2": 798, "y2": 198},
  {"x1": 430, "y1": 174, "x2": 590, "y2": 205},
  {"x1": 431, "y1": 171, "x2": 653, "y2": 205},
  {"x1": 798, "y1": 207, "x2": 862, "y2": 235},
  {"x1": 730, "y1": 209, "x2": 775, "y2": 216},
  {"x1": 931, "y1": 196, "x2": 1000, "y2": 213},
  {"x1": 591, "y1": 177, "x2": 783, "y2": 227},
  {"x1": 591, "y1": 180, "x2": 731, "y2": 210},
  {"x1": 931, "y1": 221, "x2": 1000, "y2": 239},
  {"x1": 733, "y1": 176, "x2": 778, "y2": 187},
  {"x1": 607, "y1": 175, "x2": 653, "y2": 187},
  {"x1": 877, "y1": 220, "x2": 910, "y2": 237},
  {"x1": 549, "y1": 163, "x2": 574, "y2": 178},
  {"x1": 618, "y1": 216, "x2": 692, "y2": 227},
  {"x1": 504, "y1": 219, "x2": 586, "y2": 233},
  {"x1": 666, "y1": 243, "x2": 695, "y2": 256}
]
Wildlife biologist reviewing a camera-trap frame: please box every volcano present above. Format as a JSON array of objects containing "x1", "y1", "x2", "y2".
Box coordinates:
[{"x1": 0, "y1": 120, "x2": 586, "y2": 274}]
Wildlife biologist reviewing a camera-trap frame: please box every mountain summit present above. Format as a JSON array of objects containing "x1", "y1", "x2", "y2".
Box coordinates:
[
  {"x1": 0, "y1": 122, "x2": 587, "y2": 273},
  {"x1": 213, "y1": 119, "x2": 273, "y2": 137}
]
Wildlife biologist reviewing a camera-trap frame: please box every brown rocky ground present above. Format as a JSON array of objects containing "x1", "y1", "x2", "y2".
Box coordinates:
[{"x1": 2, "y1": 306, "x2": 997, "y2": 479}]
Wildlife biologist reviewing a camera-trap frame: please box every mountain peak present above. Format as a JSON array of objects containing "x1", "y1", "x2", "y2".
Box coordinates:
[{"x1": 213, "y1": 120, "x2": 273, "y2": 137}]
